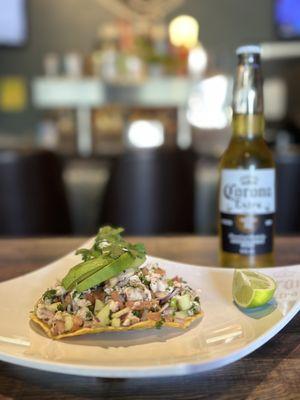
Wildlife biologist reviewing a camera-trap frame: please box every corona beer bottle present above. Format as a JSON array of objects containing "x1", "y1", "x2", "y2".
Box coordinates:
[{"x1": 218, "y1": 45, "x2": 275, "y2": 268}]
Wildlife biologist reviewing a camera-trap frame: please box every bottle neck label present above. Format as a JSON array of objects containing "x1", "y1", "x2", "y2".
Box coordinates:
[{"x1": 220, "y1": 168, "x2": 275, "y2": 215}]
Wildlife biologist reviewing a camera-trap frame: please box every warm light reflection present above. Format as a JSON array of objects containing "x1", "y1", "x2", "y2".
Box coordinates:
[
  {"x1": 188, "y1": 44, "x2": 208, "y2": 77},
  {"x1": 127, "y1": 120, "x2": 164, "y2": 148},
  {"x1": 169, "y1": 15, "x2": 199, "y2": 49},
  {"x1": 187, "y1": 75, "x2": 231, "y2": 129}
]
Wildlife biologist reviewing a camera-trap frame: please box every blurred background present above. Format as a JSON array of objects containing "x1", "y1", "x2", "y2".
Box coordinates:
[{"x1": 0, "y1": 0, "x2": 300, "y2": 236}]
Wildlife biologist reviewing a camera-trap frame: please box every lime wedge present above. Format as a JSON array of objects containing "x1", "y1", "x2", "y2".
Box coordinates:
[{"x1": 232, "y1": 270, "x2": 276, "y2": 308}]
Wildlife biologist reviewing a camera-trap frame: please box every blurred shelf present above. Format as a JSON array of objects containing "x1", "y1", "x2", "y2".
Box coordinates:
[
  {"x1": 32, "y1": 76, "x2": 194, "y2": 109},
  {"x1": 261, "y1": 41, "x2": 300, "y2": 60},
  {"x1": 32, "y1": 78, "x2": 103, "y2": 108}
]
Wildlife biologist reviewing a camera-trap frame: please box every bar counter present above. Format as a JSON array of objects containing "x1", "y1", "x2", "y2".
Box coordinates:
[{"x1": 0, "y1": 236, "x2": 299, "y2": 400}]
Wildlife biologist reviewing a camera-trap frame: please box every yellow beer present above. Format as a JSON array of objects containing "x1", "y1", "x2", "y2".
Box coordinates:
[{"x1": 218, "y1": 46, "x2": 275, "y2": 268}]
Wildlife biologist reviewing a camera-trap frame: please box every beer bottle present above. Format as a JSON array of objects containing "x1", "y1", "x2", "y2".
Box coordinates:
[{"x1": 218, "y1": 45, "x2": 275, "y2": 268}]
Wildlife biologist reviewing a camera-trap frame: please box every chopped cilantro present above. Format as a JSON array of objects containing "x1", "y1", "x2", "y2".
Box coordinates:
[
  {"x1": 57, "y1": 304, "x2": 64, "y2": 311},
  {"x1": 155, "y1": 320, "x2": 163, "y2": 329},
  {"x1": 75, "y1": 226, "x2": 146, "y2": 262},
  {"x1": 167, "y1": 279, "x2": 174, "y2": 286},
  {"x1": 42, "y1": 289, "x2": 57, "y2": 301},
  {"x1": 132, "y1": 310, "x2": 142, "y2": 318},
  {"x1": 86, "y1": 311, "x2": 93, "y2": 320},
  {"x1": 140, "y1": 276, "x2": 150, "y2": 286},
  {"x1": 75, "y1": 248, "x2": 100, "y2": 261}
]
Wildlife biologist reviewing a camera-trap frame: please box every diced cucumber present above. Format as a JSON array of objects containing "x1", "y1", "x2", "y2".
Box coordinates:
[
  {"x1": 94, "y1": 299, "x2": 105, "y2": 313},
  {"x1": 170, "y1": 297, "x2": 178, "y2": 309},
  {"x1": 176, "y1": 294, "x2": 192, "y2": 311},
  {"x1": 64, "y1": 314, "x2": 74, "y2": 331},
  {"x1": 111, "y1": 318, "x2": 121, "y2": 328},
  {"x1": 174, "y1": 311, "x2": 188, "y2": 319},
  {"x1": 111, "y1": 307, "x2": 130, "y2": 319},
  {"x1": 46, "y1": 302, "x2": 62, "y2": 312},
  {"x1": 96, "y1": 304, "x2": 111, "y2": 327}
]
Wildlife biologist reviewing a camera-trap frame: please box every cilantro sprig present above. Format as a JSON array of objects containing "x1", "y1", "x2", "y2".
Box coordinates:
[{"x1": 75, "y1": 226, "x2": 146, "y2": 262}]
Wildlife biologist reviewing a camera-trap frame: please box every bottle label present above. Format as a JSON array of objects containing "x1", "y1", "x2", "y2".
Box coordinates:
[{"x1": 220, "y1": 168, "x2": 275, "y2": 255}]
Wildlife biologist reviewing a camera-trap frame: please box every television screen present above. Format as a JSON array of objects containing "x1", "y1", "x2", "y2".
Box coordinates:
[
  {"x1": 275, "y1": 0, "x2": 300, "y2": 38},
  {"x1": 0, "y1": 0, "x2": 27, "y2": 46}
]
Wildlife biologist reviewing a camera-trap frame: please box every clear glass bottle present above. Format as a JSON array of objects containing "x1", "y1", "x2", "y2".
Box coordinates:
[{"x1": 218, "y1": 45, "x2": 275, "y2": 268}]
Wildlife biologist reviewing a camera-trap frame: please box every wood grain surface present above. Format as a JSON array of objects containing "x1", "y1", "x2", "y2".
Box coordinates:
[{"x1": 0, "y1": 236, "x2": 299, "y2": 400}]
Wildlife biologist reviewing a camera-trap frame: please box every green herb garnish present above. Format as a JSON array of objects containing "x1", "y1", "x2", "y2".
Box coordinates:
[
  {"x1": 85, "y1": 311, "x2": 93, "y2": 320},
  {"x1": 42, "y1": 289, "x2": 57, "y2": 301},
  {"x1": 62, "y1": 226, "x2": 147, "y2": 292},
  {"x1": 76, "y1": 226, "x2": 146, "y2": 262},
  {"x1": 155, "y1": 320, "x2": 163, "y2": 329},
  {"x1": 132, "y1": 310, "x2": 142, "y2": 318},
  {"x1": 140, "y1": 276, "x2": 150, "y2": 286}
]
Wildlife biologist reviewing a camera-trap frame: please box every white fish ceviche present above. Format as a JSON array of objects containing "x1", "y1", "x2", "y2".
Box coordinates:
[
  {"x1": 32, "y1": 263, "x2": 202, "y2": 338},
  {"x1": 30, "y1": 226, "x2": 203, "y2": 339}
]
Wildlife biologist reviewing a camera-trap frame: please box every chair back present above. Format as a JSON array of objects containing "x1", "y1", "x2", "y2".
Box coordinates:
[{"x1": 0, "y1": 149, "x2": 71, "y2": 236}]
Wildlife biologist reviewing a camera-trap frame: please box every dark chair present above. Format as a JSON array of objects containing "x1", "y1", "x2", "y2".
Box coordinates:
[
  {"x1": 276, "y1": 148, "x2": 300, "y2": 233},
  {"x1": 101, "y1": 148, "x2": 195, "y2": 235},
  {"x1": 0, "y1": 149, "x2": 71, "y2": 236}
]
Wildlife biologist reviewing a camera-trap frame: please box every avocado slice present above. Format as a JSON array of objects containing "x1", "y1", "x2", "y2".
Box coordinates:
[
  {"x1": 62, "y1": 256, "x2": 112, "y2": 290},
  {"x1": 75, "y1": 253, "x2": 145, "y2": 292}
]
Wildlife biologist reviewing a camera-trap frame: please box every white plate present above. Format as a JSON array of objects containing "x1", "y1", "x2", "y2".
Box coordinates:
[{"x1": 0, "y1": 241, "x2": 299, "y2": 378}]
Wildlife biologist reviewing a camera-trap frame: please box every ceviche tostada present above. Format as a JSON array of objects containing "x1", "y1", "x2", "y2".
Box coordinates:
[{"x1": 30, "y1": 226, "x2": 203, "y2": 339}]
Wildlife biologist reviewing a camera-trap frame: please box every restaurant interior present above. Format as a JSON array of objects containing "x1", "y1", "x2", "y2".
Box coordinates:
[{"x1": 0, "y1": 0, "x2": 300, "y2": 237}]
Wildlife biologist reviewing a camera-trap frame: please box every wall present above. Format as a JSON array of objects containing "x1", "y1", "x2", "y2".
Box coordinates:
[{"x1": 0, "y1": 0, "x2": 275, "y2": 135}]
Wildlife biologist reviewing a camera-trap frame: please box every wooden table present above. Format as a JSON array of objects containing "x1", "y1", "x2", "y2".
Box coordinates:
[{"x1": 0, "y1": 237, "x2": 299, "y2": 400}]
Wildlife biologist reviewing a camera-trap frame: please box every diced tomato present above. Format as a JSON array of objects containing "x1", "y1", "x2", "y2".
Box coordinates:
[
  {"x1": 72, "y1": 315, "x2": 84, "y2": 330},
  {"x1": 111, "y1": 291, "x2": 123, "y2": 303},
  {"x1": 126, "y1": 300, "x2": 157, "y2": 310},
  {"x1": 154, "y1": 267, "x2": 165, "y2": 276},
  {"x1": 147, "y1": 312, "x2": 161, "y2": 321},
  {"x1": 94, "y1": 289, "x2": 105, "y2": 301},
  {"x1": 64, "y1": 293, "x2": 72, "y2": 305},
  {"x1": 173, "y1": 276, "x2": 182, "y2": 282},
  {"x1": 51, "y1": 320, "x2": 65, "y2": 335},
  {"x1": 84, "y1": 289, "x2": 105, "y2": 304},
  {"x1": 84, "y1": 293, "x2": 96, "y2": 304}
]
